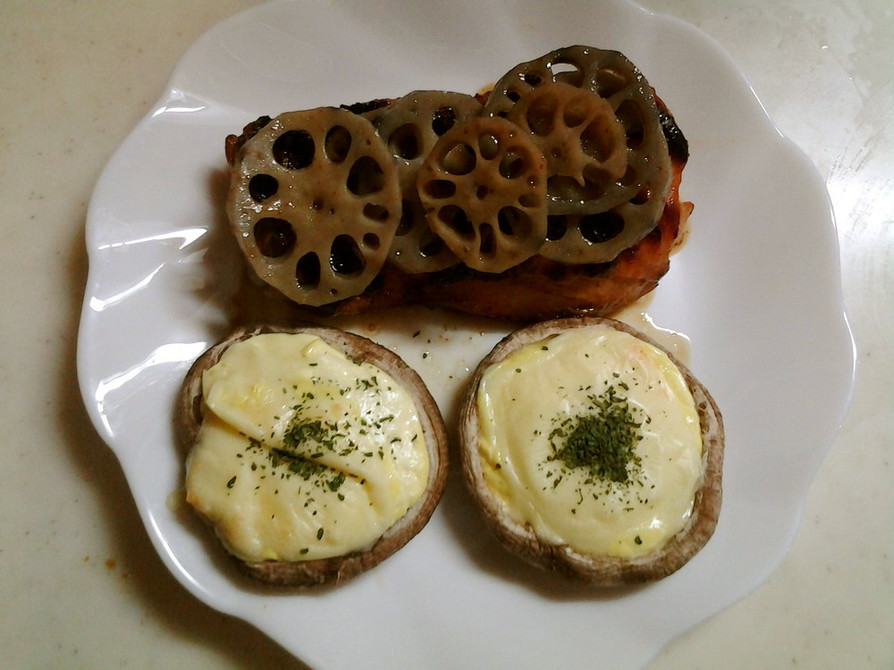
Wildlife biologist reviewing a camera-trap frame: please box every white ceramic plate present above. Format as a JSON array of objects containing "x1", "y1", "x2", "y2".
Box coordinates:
[{"x1": 77, "y1": 1, "x2": 855, "y2": 668}]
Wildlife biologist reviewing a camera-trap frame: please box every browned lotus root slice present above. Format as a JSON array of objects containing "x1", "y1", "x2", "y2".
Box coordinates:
[
  {"x1": 506, "y1": 81, "x2": 627, "y2": 189},
  {"x1": 485, "y1": 46, "x2": 672, "y2": 263},
  {"x1": 366, "y1": 91, "x2": 483, "y2": 273},
  {"x1": 228, "y1": 107, "x2": 401, "y2": 306},
  {"x1": 417, "y1": 117, "x2": 548, "y2": 273}
]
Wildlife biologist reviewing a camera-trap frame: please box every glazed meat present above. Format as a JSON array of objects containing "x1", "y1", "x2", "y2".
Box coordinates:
[
  {"x1": 223, "y1": 47, "x2": 692, "y2": 322},
  {"x1": 331, "y1": 99, "x2": 690, "y2": 321}
]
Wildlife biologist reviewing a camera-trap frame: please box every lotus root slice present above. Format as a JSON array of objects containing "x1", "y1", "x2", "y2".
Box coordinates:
[{"x1": 228, "y1": 107, "x2": 401, "y2": 306}]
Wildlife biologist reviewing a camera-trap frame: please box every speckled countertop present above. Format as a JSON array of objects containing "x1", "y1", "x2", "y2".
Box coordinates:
[{"x1": 1, "y1": 1, "x2": 890, "y2": 667}]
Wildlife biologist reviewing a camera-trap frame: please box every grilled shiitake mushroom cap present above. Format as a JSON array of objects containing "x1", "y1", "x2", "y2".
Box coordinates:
[
  {"x1": 177, "y1": 324, "x2": 449, "y2": 587},
  {"x1": 459, "y1": 317, "x2": 723, "y2": 585}
]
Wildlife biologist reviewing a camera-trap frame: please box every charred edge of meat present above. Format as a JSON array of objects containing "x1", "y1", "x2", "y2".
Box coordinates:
[
  {"x1": 340, "y1": 98, "x2": 392, "y2": 115},
  {"x1": 657, "y1": 104, "x2": 688, "y2": 164},
  {"x1": 231, "y1": 91, "x2": 688, "y2": 313},
  {"x1": 422, "y1": 258, "x2": 615, "y2": 286},
  {"x1": 225, "y1": 115, "x2": 272, "y2": 165}
]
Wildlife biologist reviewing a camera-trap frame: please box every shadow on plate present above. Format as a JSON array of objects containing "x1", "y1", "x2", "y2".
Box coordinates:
[{"x1": 67, "y1": 212, "x2": 310, "y2": 668}]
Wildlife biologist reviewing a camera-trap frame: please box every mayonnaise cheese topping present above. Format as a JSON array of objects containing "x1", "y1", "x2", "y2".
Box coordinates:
[
  {"x1": 476, "y1": 325, "x2": 702, "y2": 558},
  {"x1": 185, "y1": 332, "x2": 430, "y2": 562}
]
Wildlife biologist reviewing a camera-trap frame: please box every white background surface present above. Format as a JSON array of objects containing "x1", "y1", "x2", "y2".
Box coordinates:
[{"x1": 1, "y1": 1, "x2": 890, "y2": 668}]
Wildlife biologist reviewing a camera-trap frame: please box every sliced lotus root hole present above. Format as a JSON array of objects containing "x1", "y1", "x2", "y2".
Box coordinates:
[
  {"x1": 293, "y1": 232, "x2": 377, "y2": 288},
  {"x1": 330, "y1": 234, "x2": 366, "y2": 275},
  {"x1": 437, "y1": 204, "x2": 475, "y2": 238},
  {"x1": 547, "y1": 60, "x2": 584, "y2": 87},
  {"x1": 616, "y1": 99, "x2": 646, "y2": 150},
  {"x1": 295, "y1": 252, "x2": 321, "y2": 288},
  {"x1": 594, "y1": 66, "x2": 630, "y2": 98},
  {"x1": 540, "y1": 208, "x2": 637, "y2": 264},
  {"x1": 419, "y1": 234, "x2": 448, "y2": 258},
  {"x1": 506, "y1": 81, "x2": 627, "y2": 199},
  {"x1": 432, "y1": 105, "x2": 464, "y2": 136},
  {"x1": 249, "y1": 174, "x2": 278, "y2": 203},
  {"x1": 422, "y1": 179, "x2": 457, "y2": 199},
  {"x1": 441, "y1": 143, "x2": 477, "y2": 175},
  {"x1": 227, "y1": 107, "x2": 401, "y2": 306},
  {"x1": 345, "y1": 156, "x2": 386, "y2": 195},
  {"x1": 324, "y1": 125, "x2": 353, "y2": 163},
  {"x1": 254, "y1": 217, "x2": 296, "y2": 258},
  {"x1": 378, "y1": 108, "x2": 470, "y2": 160},
  {"x1": 498, "y1": 206, "x2": 535, "y2": 238},
  {"x1": 629, "y1": 186, "x2": 651, "y2": 206},
  {"x1": 418, "y1": 116, "x2": 548, "y2": 273},
  {"x1": 499, "y1": 151, "x2": 528, "y2": 179},
  {"x1": 364, "y1": 91, "x2": 482, "y2": 273},
  {"x1": 391, "y1": 197, "x2": 451, "y2": 264},
  {"x1": 388, "y1": 124, "x2": 421, "y2": 160},
  {"x1": 272, "y1": 129, "x2": 315, "y2": 169},
  {"x1": 546, "y1": 175, "x2": 605, "y2": 206},
  {"x1": 396, "y1": 198, "x2": 416, "y2": 236},
  {"x1": 363, "y1": 202, "x2": 390, "y2": 222},
  {"x1": 558, "y1": 211, "x2": 625, "y2": 243}
]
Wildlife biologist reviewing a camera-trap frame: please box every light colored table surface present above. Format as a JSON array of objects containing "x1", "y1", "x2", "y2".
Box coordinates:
[{"x1": 1, "y1": 1, "x2": 890, "y2": 667}]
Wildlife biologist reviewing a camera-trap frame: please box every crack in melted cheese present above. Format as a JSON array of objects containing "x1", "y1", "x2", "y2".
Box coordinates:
[
  {"x1": 477, "y1": 326, "x2": 702, "y2": 558},
  {"x1": 185, "y1": 333, "x2": 429, "y2": 562}
]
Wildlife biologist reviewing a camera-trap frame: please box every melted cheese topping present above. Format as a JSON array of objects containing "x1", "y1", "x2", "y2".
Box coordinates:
[
  {"x1": 185, "y1": 333, "x2": 429, "y2": 562},
  {"x1": 476, "y1": 326, "x2": 702, "y2": 558}
]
